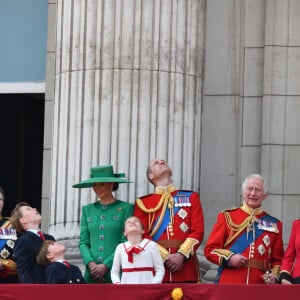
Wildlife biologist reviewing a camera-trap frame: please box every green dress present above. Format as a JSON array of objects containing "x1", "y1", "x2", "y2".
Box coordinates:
[{"x1": 79, "y1": 200, "x2": 134, "y2": 283}]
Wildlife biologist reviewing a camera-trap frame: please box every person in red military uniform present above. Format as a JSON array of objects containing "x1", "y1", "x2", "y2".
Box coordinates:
[
  {"x1": 204, "y1": 174, "x2": 284, "y2": 284},
  {"x1": 0, "y1": 187, "x2": 18, "y2": 283},
  {"x1": 134, "y1": 158, "x2": 204, "y2": 283},
  {"x1": 279, "y1": 219, "x2": 300, "y2": 284}
]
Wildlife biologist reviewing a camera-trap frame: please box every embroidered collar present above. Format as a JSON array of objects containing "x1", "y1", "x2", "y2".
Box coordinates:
[
  {"x1": 241, "y1": 201, "x2": 263, "y2": 215},
  {"x1": 155, "y1": 184, "x2": 176, "y2": 195},
  {"x1": 124, "y1": 238, "x2": 150, "y2": 251}
]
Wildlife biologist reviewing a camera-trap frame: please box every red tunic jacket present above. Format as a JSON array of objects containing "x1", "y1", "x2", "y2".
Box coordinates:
[
  {"x1": 280, "y1": 219, "x2": 300, "y2": 280},
  {"x1": 204, "y1": 202, "x2": 284, "y2": 284},
  {"x1": 134, "y1": 185, "x2": 204, "y2": 282}
]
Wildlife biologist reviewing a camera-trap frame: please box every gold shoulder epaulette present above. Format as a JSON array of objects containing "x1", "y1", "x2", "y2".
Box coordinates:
[{"x1": 221, "y1": 206, "x2": 239, "y2": 213}]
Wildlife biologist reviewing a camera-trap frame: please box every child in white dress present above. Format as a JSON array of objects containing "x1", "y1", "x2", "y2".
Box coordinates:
[{"x1": 111, "y1": 216, "x2": 165, "y2": 284}]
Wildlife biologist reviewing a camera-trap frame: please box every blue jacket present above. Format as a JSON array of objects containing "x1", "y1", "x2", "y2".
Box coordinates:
[{"x1": 14, "y1": 231, "x2": 55, "y2": 283}]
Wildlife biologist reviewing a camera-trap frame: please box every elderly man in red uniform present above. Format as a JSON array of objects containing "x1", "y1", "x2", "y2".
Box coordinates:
[
  {"x1": 134, "y1": 158, "x2": 204, "y2": 283},
  {"x1": 204, "y1": 174, "x2": 284, "y2": 284}
]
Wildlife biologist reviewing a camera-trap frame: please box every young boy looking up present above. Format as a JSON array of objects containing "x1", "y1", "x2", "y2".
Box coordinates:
[
  {"x1": 111, "y1": 216, "x2": 165, "y2": 284},
  {"x1": 10, "y1": 202, "x2": 55, "y2": 283},
  {"x1": 37, "y1": 240, "x2": 84, "y2": 284}
]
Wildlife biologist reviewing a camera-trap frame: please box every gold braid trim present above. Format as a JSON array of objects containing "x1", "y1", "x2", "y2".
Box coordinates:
[
  {"x1": 178, "y1": 238, "x2": 199, "y2": 258},
  {"x1": 272, "y1": 265, "x2": 281, "y2": 278},
  {"x1": 156, "y1": 243, "x2": 170, "y2": 262},
  {"x1": 149, "y1": 194, "x2": 171, "y2": 237},
  {"x1": 136, "y1": 193, "x2": 174, "y2": 238},
  {"x1": 136, "y1": 193, "x2": 170, "y2": 214},
  {"x1": 223, "y1": 212, "x2": 254, "y2": 247},
  {"x1": 137, "y1": 195, "x2": 167, "y2": 233},
  {"x1": 211, "y1": 249, "x2": 234, "y2": 265}
]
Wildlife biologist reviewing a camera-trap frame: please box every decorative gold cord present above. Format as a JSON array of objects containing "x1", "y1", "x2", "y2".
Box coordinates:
[
  {"x1": 224, "y1": 212, "x2": 255, "y2": 247},
  {"x1": 148, "y1": 213, "x2": 156, "y2": 233},
  {"x1": 150, "y1": 194, "x2": 170, "y2": 237},
  {"x1": 136, "y1": 194, "x2": 167, "y2": 213},
  {"x1": 168, "y1": 197, "x2": 174, "y2": 225},
  {"x1": 137, "y1": 192, "x2": 175, "y2": 237}
]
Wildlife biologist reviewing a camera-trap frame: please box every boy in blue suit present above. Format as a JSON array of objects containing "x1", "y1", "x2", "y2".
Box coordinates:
[
  {"x1": 37, "y1": 240, "x2": 84, "y2": 284},
  {"x1": 10, "y1": 202, "x2": 55, "y2": 283}
]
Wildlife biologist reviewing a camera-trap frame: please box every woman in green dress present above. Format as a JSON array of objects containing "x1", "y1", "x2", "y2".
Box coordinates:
[{"x1": 73, "y1": 165, "x2": 134, "y2": 283}]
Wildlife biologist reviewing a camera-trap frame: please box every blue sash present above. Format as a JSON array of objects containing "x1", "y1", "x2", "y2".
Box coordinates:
[
  {"x1": 0, "y1": 222, "x2": 15, "y2": 250},
  {"x1": 0, "y1": 240, "x2": 6, "y2": 250},
  {"x1": 214, "y1": 214, "x2": 278, "y2": 283},
  {"x1": 152, "y1": 191, "x2": 192, "y2": 241}
]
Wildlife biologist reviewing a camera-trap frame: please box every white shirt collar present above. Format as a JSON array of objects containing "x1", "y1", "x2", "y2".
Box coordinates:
[{"x1": 27, "y1": 229, "x2": 41, "y2": 236}]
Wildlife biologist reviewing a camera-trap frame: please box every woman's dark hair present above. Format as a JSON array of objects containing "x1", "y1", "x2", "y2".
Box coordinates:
[{"x1": 112, "y1": 183, "x2": 119, "y2": 192}]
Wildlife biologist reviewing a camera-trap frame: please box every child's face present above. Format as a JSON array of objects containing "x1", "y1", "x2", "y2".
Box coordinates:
[
  {"x1": 124, "y1": 217, "x2": 144, "y2": 236},
  {"x1": 20, "y1": 206, "x2": 42, "y2": 225},
  {"x1": 48, "y1": 242, "x2": 66, "y2": 257}
]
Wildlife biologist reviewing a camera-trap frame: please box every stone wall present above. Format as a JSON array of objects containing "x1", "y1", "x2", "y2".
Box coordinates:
[{"x1": 44, "y1": 0, "x2": 300, "y2": 281}]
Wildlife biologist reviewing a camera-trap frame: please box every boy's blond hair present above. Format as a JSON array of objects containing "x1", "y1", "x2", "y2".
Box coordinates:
[{"x1": 10, "y1": 202, "x2": 30, "y2": 233}]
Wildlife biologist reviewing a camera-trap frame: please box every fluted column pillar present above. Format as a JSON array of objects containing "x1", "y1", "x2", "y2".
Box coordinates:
[
  {"x1": 262, "y1": 0, "x2": 300, "y2": 242},
  {"x1": 48, "y1": 0, "x2": 205, "y2": 270}
]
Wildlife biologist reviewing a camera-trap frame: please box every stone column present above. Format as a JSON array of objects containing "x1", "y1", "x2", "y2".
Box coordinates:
[
  {"x1": 200, "y1": 0, "x2": 243, "y2": 281},
  {"x1": 261, "y1": 0, "x2": 300, "y2": 243},
  {"x1": 47, "y1": 0, "x2": 205, "y2": 270}
]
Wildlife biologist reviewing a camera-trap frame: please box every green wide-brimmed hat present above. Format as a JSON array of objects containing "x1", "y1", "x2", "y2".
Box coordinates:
[{"x1": 72, "y1": 165, "x2": 132, "y2": 188}]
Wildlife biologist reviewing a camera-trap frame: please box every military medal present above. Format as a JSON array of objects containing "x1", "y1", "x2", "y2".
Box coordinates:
[
  {"x1": 179, "y1": 222, "x2": 189, "y2": 233},
  {"x1": 178, "y1": 209, "x2": 188, "y2": 220},
  {"x1": 0, "y1": 228, "x2": 17, "y2": 240},
  {"x1": 258, "y1": 244, "x2": 266, "y2": 255},
  {"x1": 173, "y1": 194, "x2": 191, "y2": 207},
  {"x1": 263, "y1": 234, "x2": 270, "y2": 247},
  {"x1": 257, "y1": 219, "x2": 279, "y2": 233}
]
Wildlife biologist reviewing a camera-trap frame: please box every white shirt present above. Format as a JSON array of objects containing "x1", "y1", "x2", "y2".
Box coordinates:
[
  {"x1": 27, "y1": 229, "x2": 42, "y2": 237},
  {"x1": 111, "y1": 238, "x2": 165, "y2": 284}
]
